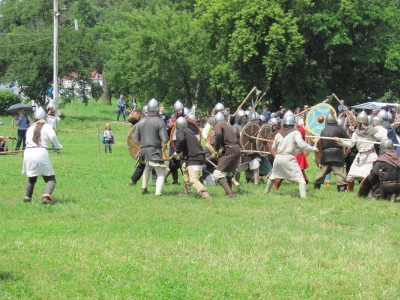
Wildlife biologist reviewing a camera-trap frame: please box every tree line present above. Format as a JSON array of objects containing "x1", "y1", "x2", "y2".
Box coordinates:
[{"x1": 1, "y1": 0, "x2": 399, "y2": 111}]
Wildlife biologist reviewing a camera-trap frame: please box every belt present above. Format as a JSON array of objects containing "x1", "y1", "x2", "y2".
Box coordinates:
[{"x1": 359, "y1": 149, "x2": 374, "y2": 155}]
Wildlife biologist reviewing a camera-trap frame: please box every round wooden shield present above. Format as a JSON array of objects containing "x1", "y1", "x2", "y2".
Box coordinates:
[
  {"x1": 256, "y1": 124, "x2": 272, "y2": 156},
  {"x1": 239, "y1": 122, "x2": 260, "y2": 152},
  {"x1": 127, "y1": 124, "x2": 140, "y2": 160},
  {"x1": 306, "y1": 103, "x2": 337, "y2": 136},
  {"x1": 170, "y1": 118, "x2": 202, "y2": 150},
  {"x1": 267, "y1": 130, "x2": 279, "y2": 157}
]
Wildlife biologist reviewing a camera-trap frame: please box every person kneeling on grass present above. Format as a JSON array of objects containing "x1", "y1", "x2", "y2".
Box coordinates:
[
  {"x1": 174, "y1": 117, "x2": 210, "y2": 199},
  {"x1": 22, "y1": 107, "x2": 62, "y2": 204}
]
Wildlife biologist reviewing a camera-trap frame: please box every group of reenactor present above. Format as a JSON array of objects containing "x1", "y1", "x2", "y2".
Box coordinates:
[{"x1": 130, "y1": 98, "x2": 400, "y2": 202}]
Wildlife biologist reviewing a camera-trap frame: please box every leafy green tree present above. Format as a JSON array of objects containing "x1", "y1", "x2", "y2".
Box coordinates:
[
  {"x1": 105, "y1": 6, "x2": 212, "y2": 108},
  {"x1": 0, "y1": 0, "x2": 103, "y2": 107}
]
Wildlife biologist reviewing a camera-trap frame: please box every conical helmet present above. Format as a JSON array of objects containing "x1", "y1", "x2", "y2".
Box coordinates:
[
  {"x1": 176, "y1": 116, "x2": 188, "y2": 129},
  {"x1": 356, "y1": 111, "x2": 369, "y2": 124},
  {"x1": 283, "y1": 110, "x2": 294, "y2": 118},
  {"x1": 214, "y1": 102, "x2": 224, "y2": 112},
  {"x1": 259, "y1": 114, "x2": 266, "y2": 123},
  {"x1": 380, "y1": 138, "x2": 394, "y2": 155},
  {"x1": 248, "y1": 111, "x2": 260, "y2": 122},
  {"x1": 214, "y1": 111, "x2": 225, "y2": 123},
  {"x1": 326, "y1": 113, "x2": 337, "y2": 124},
  {"x1": 377, "y1": 109, "x2": 388, "y2": 120},
  {"x1": 174, "y1": 100, "x2": 184, "y2": 111},
  {"x1": 142, "y1": 105, "x2": 148, "y2": 115},
  {"x1": 183, "y1": 107, "x2": 191, "y2": 116},
  {"x1": 283, "y1": 114, "x2": 296, "y2": 126},
  {"x1": 147, "y1": 98, "x2": 159, "y2": 112},
  {"x1": 372, "y1": 116, "x2": 382, "y2": 126}
]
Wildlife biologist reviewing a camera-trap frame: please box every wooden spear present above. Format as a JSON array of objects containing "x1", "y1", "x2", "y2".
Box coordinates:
[
  {"x1": 306, "y1": 135, "x2": 400, "y2": 147},
  {"x1": 232, "y1": 86, "x2": 257, "y2": 117}
]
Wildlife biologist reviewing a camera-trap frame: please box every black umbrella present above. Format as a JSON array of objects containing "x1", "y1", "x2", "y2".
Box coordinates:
[{"x1": 6, "y1": 103, "x2": 33, "y2": 115}]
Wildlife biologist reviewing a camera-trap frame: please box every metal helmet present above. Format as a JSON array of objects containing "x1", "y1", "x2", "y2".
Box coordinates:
[
  {"x1": 214, "y1": 111, "x2": 225, "y2": 123},
  {"x1": 283, "y1": 110, "x2": 294, "y2": 118},
  {"x1": 245, "y1": 110, "x2": 250, "y2": 116},
  {"x1": 174, "y1": 100, "x2": 184, "y2": 111},
  {"x1": 235, "y1": 109, "x2": 246, "y2": 121},
  {"x1": 337, "y1": 118, "x2": 344, "y2": 127},
  {"x1": 268, "y1": 117, "x2": 279, "y2": 126},
  {"x1": 147, "y1": 98, "x2": 159, "y2": 112},
  {"x1": 326, "y1": 113, "x2": 337, "y2": 124},
  {"x1": 387, "y1": 111, "x2": 393, "y2": 121},
  {"x1": 187, "y1": 113, "x2": 196, "y2": 121},
  {"x1": 214, "y1": 102, "x2": 224, "y2": 112},
  {"x1": 34, "y1": 106, "x2": 46, "y2": 120},
  {"x1": 176, "y1": 116, "x2": 188, "y2": 129},
  {"x1": 142, "y1": 105, "x2": 148, "y2": 115},
  {"x1": 379, "y1": 138, "x2": 394, "y2": 155},
  {"x1": 248, "y1": 111, "x2": 260, "y2": 122},
  {"x1": 377, "y1": 109, "x2": 388, "y2": 120},
  {"x1": 259, "y1": 114, "x2": 266, "y2": 123},
  {"x1": 356, "y1": 111, "x2": 369, "y2": 124},
  {"x1": 371, "y1": 116, "x2": 382, "y2": 126},
  {"x1": 183, "y1": 107, "x2": 191, "y2": 116},
  {"x1": 283, "y1": 114, "x2": 296, "y2": 126}
]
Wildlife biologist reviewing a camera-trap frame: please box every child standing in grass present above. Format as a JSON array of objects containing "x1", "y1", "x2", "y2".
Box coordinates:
[{"x1": 103, "y1": 123, "x2": 114, "y2": 153}]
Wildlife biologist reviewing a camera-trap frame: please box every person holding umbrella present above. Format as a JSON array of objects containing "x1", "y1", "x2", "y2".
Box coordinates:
[
  {"x1": 22, "y1": 107, "x2": 62, "y2": 204},
  {"x1": 15, "y1": 107, "x2": 31, "y2": 150}
]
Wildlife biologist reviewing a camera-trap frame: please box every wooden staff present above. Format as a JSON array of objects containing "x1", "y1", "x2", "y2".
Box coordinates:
[
  {"x1": 205, "y1": 158, "x2": 240, "y2": 186},
  {"x1": 306, "y1": 135, "x2": 400, "y2": 147},
  {"x1": 241, "y1": 150, "x2": 271, "y2": 154},
  {"x1": 0, "y1": 148, "x2": 61, "y2": 155},
  {"x1": 232, "y1": 86, "x2": 257, "y2": 117},
  {"x1": 332, "y1": 93, "x2": 357, "y2": 124}
]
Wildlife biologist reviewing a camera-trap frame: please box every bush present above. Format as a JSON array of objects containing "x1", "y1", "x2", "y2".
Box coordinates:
[{"x1": 0, "y1": 90, "x2": 20, "y2": 115}]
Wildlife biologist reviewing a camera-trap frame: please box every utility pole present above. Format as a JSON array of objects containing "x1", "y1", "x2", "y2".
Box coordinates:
[{"x1": 52, "y1": 0, "x2": 59, "y2": 112}]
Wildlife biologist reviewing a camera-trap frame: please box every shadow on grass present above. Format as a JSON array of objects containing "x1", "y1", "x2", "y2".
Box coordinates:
[
  {"x1": 62, "y1": 114, "x2": 111, "y2": 122},
  {"x1": 0, "y1": 272, "x2": 15, "y2": 281},
  {"x1": 55, "y1": 198, "x2": 78, "y2": 204}
]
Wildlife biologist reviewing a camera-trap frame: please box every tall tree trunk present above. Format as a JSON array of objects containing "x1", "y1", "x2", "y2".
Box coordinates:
[{"x1": 102, "y1": 78, "x2": 111, "y2": 105}]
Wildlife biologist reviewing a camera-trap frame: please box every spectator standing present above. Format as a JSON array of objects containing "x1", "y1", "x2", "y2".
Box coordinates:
[
  {"x1": 117, "y1": 95, "x2": 126, "y2": 121},
  {"x1": 15, "y1": 108, "x2": 31, "y2": 150},
  {"x1": 337, "y1": 100, "x2": 348, "y2": 115},
  {"x1": 159, "y1": 105, "x2": 169, "y2": 125},
  {"x1": 261, "y1": 105, "x2": 271, "y2": 123},
  {"x1": 130, "y1": 98, "x2": 137, "y2": 110},
  {"x1": 103, "y1": 123, "x2": 114, "y2": 154},
  {"x1": 46, "y1": 106, "x2": 61, "y2": 154}
]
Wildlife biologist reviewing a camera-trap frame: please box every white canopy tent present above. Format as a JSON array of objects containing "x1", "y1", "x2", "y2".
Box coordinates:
[{"x1": 351, "y1": 102, "x2": 400, "y2": 110}]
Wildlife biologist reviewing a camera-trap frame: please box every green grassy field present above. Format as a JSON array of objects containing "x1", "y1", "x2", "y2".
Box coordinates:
[{"x1": 1, "y1": 100, "x2": 399, "y2": 299}]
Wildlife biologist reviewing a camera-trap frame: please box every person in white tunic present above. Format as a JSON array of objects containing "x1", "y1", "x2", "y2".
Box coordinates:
[
  {"x1": 334, "y1": 111, "x2": 384, "y2": 191},
  {"x1": 22, "y1": 107, "x2": 62, "y2": 204},
  {"x1": 264, "y1": 114, "x2": 318, "y2": 198}
]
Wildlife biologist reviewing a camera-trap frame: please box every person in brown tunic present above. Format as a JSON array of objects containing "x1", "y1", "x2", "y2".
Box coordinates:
[{"x1": 212, "y1": 112, "x2": 241, "y2": 197}]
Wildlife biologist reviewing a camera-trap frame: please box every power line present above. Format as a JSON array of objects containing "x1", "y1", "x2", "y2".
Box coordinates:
[
  {"x1": 0, "y1": 37, "x2": 52, "y2": 48},
  {"x1": 0, "y1": 33, "x2": 50, "y2": 36}
]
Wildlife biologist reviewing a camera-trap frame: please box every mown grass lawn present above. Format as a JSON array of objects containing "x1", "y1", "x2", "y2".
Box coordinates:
[{"x1": 1, "y1": 100, "x2": 399, "y2": 299}]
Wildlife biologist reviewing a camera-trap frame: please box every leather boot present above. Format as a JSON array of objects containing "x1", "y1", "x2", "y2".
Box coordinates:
[
  {"x1": 172, "y1": 171, "x2": 179, "y2": 184},
  {"x1": 141, "y1": 188, "x2": 148, "y2": 194},
  {"x1": 274, "y1": 180, "x2": 282, "y2": 190},
  {"x1": 314, "y1": 183, "x2": 321, "y2": 190},
  {"x1": 347, "y1": 181, "x2": 354, "y2": 192},
  {"x1": 264, "y1": 179, "x2": 274, "y2": 194},
  {"x1": 299, "y1": 183, "x2": 307, "y2": 199},
  {"x1": 337, "y1": 184, "x2": 347, "y2": 192},
  {"x1": 179, "y1": 184, "x2": 191, "y2": 196},
  {"x1": 218, "y1": 178, "x2": 235, "y2": 198},
  {"x1": 226, "y1": 177, "x2": 233, "y2": 189},
  {"x1": 302, "y1": 170, "x2": 309, "y2": 184}
]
